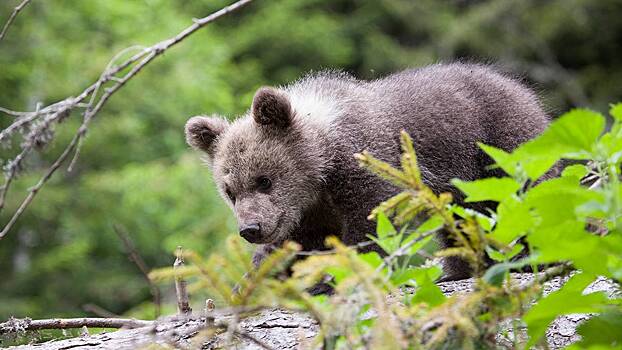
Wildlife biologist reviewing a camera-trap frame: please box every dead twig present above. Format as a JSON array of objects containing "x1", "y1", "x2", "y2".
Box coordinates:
[
  {"x1": 0, "y1": 0, "x2": 255, "y2": 239},
  {"x1": 175, "y1": 246, "x2": 192, "y2": 316},
  {"x1": 113, "y1": 224, "x2": 162, "y2": 318},
  {"x1": 295, "y1": 228, "x2": 438, "y2": 262},
  {"x1": 0, "y1": 317, "x2": 153, "y2": 334},
  {"x1": 376, "y1": 228, "x2": 440, "y2": 273},
  {"x1": 0, "y1": 0, "x2": 31, "y2": 42}
]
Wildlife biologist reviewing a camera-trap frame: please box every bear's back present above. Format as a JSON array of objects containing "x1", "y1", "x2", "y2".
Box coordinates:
[{"x1": 322, "y1": 63, "x2": 548, "y2": 191}]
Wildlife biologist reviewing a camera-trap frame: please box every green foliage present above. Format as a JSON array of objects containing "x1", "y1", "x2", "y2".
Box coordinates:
[{"x1": 149, "y1": 104, "x2": 622, "y2": 349}]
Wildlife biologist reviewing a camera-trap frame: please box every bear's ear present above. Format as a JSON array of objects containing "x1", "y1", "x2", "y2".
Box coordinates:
[
  {"x1": 252, "y1": 87, "x2": 293, "y2": 128},
  {"x1": 184, "y1": 115, "x2": 229, "y2": 156}
]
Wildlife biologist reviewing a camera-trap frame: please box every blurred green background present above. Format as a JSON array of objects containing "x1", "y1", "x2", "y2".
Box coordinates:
[{"x1": 0, "y1": 0, "x2": 621, "y2": 322}]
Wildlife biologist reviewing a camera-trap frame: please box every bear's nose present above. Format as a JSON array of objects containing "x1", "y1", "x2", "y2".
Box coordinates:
[{"x1": 239, "y1": 223, "x2": 261, "y2": 243}]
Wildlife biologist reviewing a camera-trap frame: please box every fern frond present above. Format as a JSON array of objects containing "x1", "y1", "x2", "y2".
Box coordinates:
[
  {"x1": 393, "y1": 198, "x2": 426, "y2": 226},
  {"x1": 368, "y1": 191, "x2": 413, "y2": 220},
  {"x1": 226, "y1": 236, "x2": 253, "y2": 272},
  {"x1": 148, "y1": 265, "x2": 199, "y2": 282},
  {"x1": 400, "y1": 130, "x2": 423, "y2": 186},
  {"x1": 186, "y1": 250, "x2": 234, "y2": 303},
  {"x1": 235, "y1": 241, "x2": 300, "y2": 305},
  {"x1": 355, "y1": 151, "x2": 412, "y2": 188}
]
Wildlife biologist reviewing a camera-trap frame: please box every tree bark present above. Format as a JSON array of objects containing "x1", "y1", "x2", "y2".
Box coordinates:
[{"x1": 4, "y1": 273, "x2": 618, "y2": 350}]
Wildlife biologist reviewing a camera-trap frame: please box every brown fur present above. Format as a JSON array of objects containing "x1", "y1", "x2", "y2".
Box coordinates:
[{"x1": 185, "y1": 63, "x2": 551, "y2": 280}]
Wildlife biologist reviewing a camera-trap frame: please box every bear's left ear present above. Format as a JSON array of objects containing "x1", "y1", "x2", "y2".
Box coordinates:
[{"x1": 252, "y1": 87, "x2": 293, "y2": 128}]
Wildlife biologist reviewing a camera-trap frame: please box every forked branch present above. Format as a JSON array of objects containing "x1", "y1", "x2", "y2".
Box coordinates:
[
  {"x1": 0, "y1": 0, "x2": 255, "y2": 239},
  {"x1": 0, "y1": 0, "x2": 31, "y2": 42}
]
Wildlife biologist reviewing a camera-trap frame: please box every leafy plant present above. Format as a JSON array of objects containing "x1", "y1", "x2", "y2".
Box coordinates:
[{"x1": 151, "y1": 104, "x2": 622, "y2": 349}]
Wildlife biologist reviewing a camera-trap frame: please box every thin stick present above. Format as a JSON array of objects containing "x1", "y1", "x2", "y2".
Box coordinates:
[
  {"x1": 113, "y1": 224, "x2": 162, "y2": 318},
  {"x1": 0, "y1": 317, "x2": 152, "y2": 334},
  {"x1": 376, "y1": 228, "x2": 439, "y2": 273},
  {"x1": 295, "y1": 224, "x2": 439, "y2": 259},
  {"x1": 0, "y1": 124, "x2": 82, "y2": 238},
  {"x1": 295, "y1": 239, "x2": 378, "y2": 256},
  {"x1": 0, "y1": 0, "x2": 31, "y2": 42},
  {"x1": 174, "y1": 246, "x2": 192, "y2": 315},
  {"x1": 0, "y1": 0, "x2": 255, "y2": 238},
  {"x1": 0, "y1": 106, "x2": 33, "y2": 117}
]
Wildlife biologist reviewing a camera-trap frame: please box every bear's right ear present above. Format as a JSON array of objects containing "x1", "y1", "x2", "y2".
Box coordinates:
[
  {"x1": 252, "y1": 87, "x2": 293, "y2": 128},
  {"x1": 184, "y1": 115, "x2": 229, "y2": 156}
]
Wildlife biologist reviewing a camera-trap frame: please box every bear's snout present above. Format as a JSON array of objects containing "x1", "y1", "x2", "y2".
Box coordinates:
[{"x1": 239, "y1": 223, "x2": 262, "y2": 243}]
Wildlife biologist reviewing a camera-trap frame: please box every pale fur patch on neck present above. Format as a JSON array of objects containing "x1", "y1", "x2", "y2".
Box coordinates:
[{"x1": 285, "y1": 86, "x2": 342, "y2": 128}]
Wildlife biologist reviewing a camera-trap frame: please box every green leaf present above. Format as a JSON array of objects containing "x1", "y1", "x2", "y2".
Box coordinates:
[
  {"x1": 524, "y1": 273, "x2": 609, "y2": 347},
  {"x1": 415, "y1": 214, "x2": 444, "y2": 234},
  {"x1": 561, "y1": 164, "x2": 589, "y2": 179},
  {"x1": 409, "y1": 266, "x2": 446, "y2": 306},
  {"x1": 574, "y1": 310, "x2": 622, "y2": 348},
  {"x1": 528, "y1": 221, "x2": 609, "y2": 275},
  {"x1": 506, "y1": 243, "x2": 525, "y2": 260},
  {"x1": 359, "y1": 251, "x2": 383, "y2": 269},
  {"x1": 508, "y1": 109, "x2": 606, "y2": 180},
  {"x1": 482, "y1": 258, "x2": 530, "y2": 286},
  {"x1": 491, "y1": 197, "x2": 533, "y2": 244},
  {"x1": 602, "y1": 234, "x2": 622, "y2": 280},
  {"x1": 479, "y1": 143, "x2": 517, "y2": 176},
  {"x1": 407, "y1": 234, "x2": 434, "y2": 256},
  {"x1": 376, "y1": 212, "x2": 397, "y2": 239},
  {"x1": 390, "y1": 268, "x2": 418, "y2": 286},
  {"x1": 598, "y1": 131, "x2": 622, "y2": 165},
  {"x1": 513, "y1": 144, "x2": 559, "y2": 181},
  {"x1": 451, "y1": 205, "x2": 495, "y2": 231},
  {"x1": 325, "y1": 265, "x2": 352, "y2": 284},
  {"x1": 610, "y1": 103, "x2": 622, "y2": 122},
  {"x1": 536, "y1": 108, "x2": 604, "y2": 154},
  {"x1": 485, "y1": 243, "x2": 524, "y2": 262},
  {"x1": 525, "y1": 175, "x2": 603, "y2": 228},
  {"x1": 485, "y1": 246, "x2": 506, "y2": 262},
  {"x1": 395, "y1": 215, "x2": 439, "y2": 258},
  {"x1": 452, "y1": 177, "x2": 521, "y2": 202},
  {"x1": 372, "y1": 212, "x2": 402, "y2": 253},
  {"x1": 553, "y1": 109, "x2": 606, "y2": 150}
]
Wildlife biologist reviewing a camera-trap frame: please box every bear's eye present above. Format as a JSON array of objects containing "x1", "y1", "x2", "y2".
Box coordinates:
[
  {"x1": 256, "y1": 176, "x2": 272, "y2": 192},
  {"x1": 225, "y1": 187, "x2": 235, "y2": 203}
]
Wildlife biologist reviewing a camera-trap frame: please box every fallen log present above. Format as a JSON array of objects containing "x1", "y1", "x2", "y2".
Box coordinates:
[{"x1": 2, "y1": 273, "x2": 618, "y2": 350}]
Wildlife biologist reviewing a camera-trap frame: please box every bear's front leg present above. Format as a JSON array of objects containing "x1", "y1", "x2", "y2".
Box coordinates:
[
  {"x1": 250, "y1": 243, "x2": 333, "y2": 295},
  {"x1": 233, "y1": 243, "x2": 281, "y2": 295},
  {"x1": 251, "y1": 243, "x2": 279, "y2": 267}
]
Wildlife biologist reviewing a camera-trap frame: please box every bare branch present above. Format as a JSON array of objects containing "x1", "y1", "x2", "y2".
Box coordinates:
[
  {"x1": 0, "y1": 122, "x2": 82, "y2": 238},
  {"x1": 0, "y1": 0, "x2": 255, "y2": 238},
  {"x1": 174, "y1": 246, "x2": 192, "y2": 316},
  {"x1": 113, "y1": 224, "x2": 162, "y2": 318},
  {"x1": 0, "y1": 0, "x2": 31, "y2": 42},
  {"x1": 376, "y1": 228, "x2": 440, "y2": 273},
  {"x1": 295, "y1": 228, "x2": 438, "y2": 259},
  {"x1": 0, "y1": 317, "x2": 153, "y2": 334},
  {"x1": 0, "y1": 106, "x2": 33, "y2": 117}
]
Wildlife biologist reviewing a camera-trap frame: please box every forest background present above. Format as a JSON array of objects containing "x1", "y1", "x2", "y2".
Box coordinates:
[{"x1": 0, "y1": 0, "x2": 621, "y2": 322}]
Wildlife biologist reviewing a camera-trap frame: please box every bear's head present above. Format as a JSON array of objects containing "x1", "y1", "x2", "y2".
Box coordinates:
[{"x1": 185, "y1": 87, "x2": 326, "y2": 245}]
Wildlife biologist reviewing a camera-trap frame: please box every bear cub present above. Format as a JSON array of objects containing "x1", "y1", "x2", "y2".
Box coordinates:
[{"x1": 185, "y1": 63, "x2": 551, "y2": 281}]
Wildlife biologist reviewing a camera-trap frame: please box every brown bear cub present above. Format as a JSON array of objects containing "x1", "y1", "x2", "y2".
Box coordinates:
[{"x1": 185, "y1": 63, "x2": 550, "y2": 281}]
